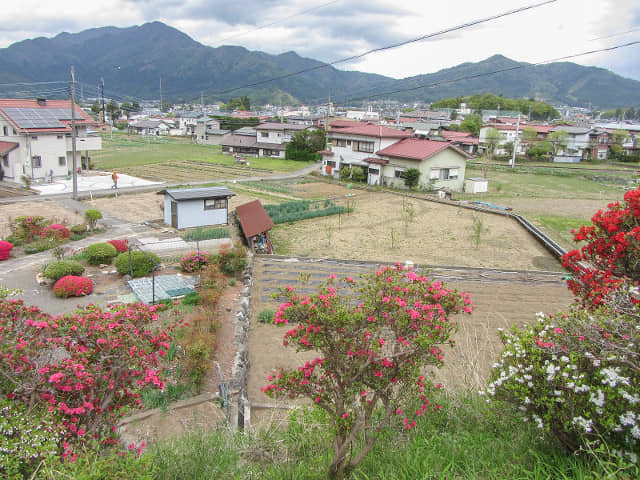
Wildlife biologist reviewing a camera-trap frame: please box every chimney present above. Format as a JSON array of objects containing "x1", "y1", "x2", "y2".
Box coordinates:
[{"x1": 36, "y1": 98, "x2": 46, "y2": 106}]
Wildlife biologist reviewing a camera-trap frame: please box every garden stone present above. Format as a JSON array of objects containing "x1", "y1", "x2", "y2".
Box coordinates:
[{"x1": 36, "y1": 272, "x2": 49, "y2": 286}]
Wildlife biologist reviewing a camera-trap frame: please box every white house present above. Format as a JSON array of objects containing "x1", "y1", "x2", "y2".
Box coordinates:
[
  {"x1": 319, "y1": 122, "x2": 411, "y2": 178},
  {"x1": 195, "y1": 118, "x2": 230, "y2": 145},
  {"x1": 160, "y1": 186, "x2": 235, "y2": 229},
  {"x1": 0, "y1": 98, "x2": 101, "y2": 183},
  {"x1": 128, "y1": 119, "x2": 174, "y2": 136}
]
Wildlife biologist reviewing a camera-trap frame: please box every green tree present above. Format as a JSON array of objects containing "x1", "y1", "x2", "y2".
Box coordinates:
[
  {"x1": 483, "y1": 127, "x2": 502, "y2": 159},
  {"x1": 402, "y1": 168, "x2": 421, "y2": 189},
  {"x1": 548, "y1": 129, "x2": 569, "y2": 155},
  {"x1": 286, "y1": 129, "x2": 326, "y2": 161},
  {"x1": 106, "y1": 99, "x2": 121, "y2": 122},
  {"x1": 459, "y1": 113, "x2": 482, "y2": 136}
]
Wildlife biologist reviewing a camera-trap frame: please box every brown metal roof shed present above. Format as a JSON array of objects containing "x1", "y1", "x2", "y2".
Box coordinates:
[{"x1": 235, "y1": 200, "x2": 275, "y2": 253}]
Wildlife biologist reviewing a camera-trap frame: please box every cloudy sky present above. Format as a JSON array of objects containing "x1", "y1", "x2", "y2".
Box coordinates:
[{"x1": 1, "y1": 0, "x2": 639, "y2": 80}]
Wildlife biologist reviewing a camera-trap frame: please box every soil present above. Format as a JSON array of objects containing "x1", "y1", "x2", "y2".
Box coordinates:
[
  {"x1": 0, "y1": 181, "x2": 581, "y2": 445},
  {"x1": 0, "y1": 200, "x2": 86, "y2": 239}
]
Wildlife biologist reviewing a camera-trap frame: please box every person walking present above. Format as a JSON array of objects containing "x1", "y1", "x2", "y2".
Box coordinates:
[{"x1": 112, "y1": 171, "x2": 118, "y2": 189}]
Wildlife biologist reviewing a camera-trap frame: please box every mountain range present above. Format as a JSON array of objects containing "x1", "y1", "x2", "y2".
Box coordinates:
[{"x1": 0, "y1": 21, "x2": 638, "y2": 109}]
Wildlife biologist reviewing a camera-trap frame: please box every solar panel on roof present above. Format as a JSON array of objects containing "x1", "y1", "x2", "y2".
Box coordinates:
[{"x1": 3, "y1": 108, "x2": 65, "y2": 128}]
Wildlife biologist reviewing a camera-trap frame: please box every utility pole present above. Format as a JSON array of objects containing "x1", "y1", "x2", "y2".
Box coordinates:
[
  {"x1": 159, "y1": 77, "x2": 163, "y2": 110},
  {"x1": 71, "y1": 66, "x2": 78, "y2": 200},
  {"x1": 100, "y1": 78, "x2": 105, "y2": 124},
  {"x1": 511, "y1": 113, "x2": 521, "y2": 168}
]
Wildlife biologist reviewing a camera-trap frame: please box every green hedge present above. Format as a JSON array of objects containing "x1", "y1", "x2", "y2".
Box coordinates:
[
  {"x1": 264, "y1": 200, "x2": 349, "y2": 224},
  {"x1": 182, "y1": 227, "x2": 230, "y2": 242},
  {"x1": 115, "y1": 250, "x2": 161, "y2": 277},
  {"x1": 85, "y1": 242, "x2": 118, "y2": 265},
  {"x1": 44, "y1": 260, "x2": 85, "y2": 282}
]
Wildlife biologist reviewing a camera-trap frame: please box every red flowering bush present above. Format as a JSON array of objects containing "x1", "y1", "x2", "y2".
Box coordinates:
[
  {"x1": 562, "y1": 187, "x2": 640, "y2": 306},
  {"x1": 41, "y1": 223, "x2": 71, "y2": 241},
  {"x1": 263, "y1": 264, "x2": 473, "y2": 479},
  {"x1": 108, "y1": 239, "x2": 129, "y2": 253},
  {"x1": 9, "y1": 215, "x2": 48, "y2": 243},
  {"x1": 0, "y1": 300, "x2": 174, "y2": 460},
  {"x1": 180, "y1": 252, "x2": 210, "y2": 272},
  {"x1": 53, "y1": 275, "x2": 93, "y2": 298}
]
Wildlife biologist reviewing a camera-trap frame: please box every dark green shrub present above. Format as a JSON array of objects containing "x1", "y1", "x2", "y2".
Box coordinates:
[
  {"x1": 44, "y1": 260, "x2": 84, "y2": 281},
  {"x1": 115, "y1": 250, "x2": 161, "y2": 277},
  {"x1": 258, "y1": 309, "x2": 275, "y2": 324},
  {"x1": 70, "y1": 224, "x2": 87, "y2": 234},
  {"x1": 402, "y1": 168, "x2": 421, "y2": 189},
  {"x1": 24, "y1": 239, "x2": 58, "y2": 254},
  {"x1": 216, "y1": 246, "x2": 247, "y2": 275},
  {"x1": 84, "y1": 209, "x2": 102, "y2": 229},
  {"x1": 181, "y1": 292, "x2": 201, "y2": 306},
  {"x1": 85, "y1": 242, "x2": 118, "y2": 265}
]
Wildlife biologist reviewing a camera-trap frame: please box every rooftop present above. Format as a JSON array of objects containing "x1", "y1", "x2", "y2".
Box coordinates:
[
  {"x1": 377, "y1": 138, "x2": 470, "y2": 160},
  {"x1": 329, "y1": 123, "x2": 411, "y2": 139},
  {"x1": 160, "y1": 186, "x2": 235, "y2": 201},
  {"x1": 236, "y1": 200, "x2": 274, "y2": 239}
]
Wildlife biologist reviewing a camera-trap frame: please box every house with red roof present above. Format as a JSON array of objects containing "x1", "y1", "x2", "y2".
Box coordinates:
[
  {"x1": 0, "y1": 98, "x2": 101, "y2": 183},
  {"x1": 375, "y1": 138, "x2": 472, "y2": 191},
  {"x1": 319, "y1": 122, "x2": 411, "y2": 181}
]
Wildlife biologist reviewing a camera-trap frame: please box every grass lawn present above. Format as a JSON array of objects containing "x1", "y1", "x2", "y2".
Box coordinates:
[{"x1": 92, "y1": 133, "x2": 314, "y2": 175}]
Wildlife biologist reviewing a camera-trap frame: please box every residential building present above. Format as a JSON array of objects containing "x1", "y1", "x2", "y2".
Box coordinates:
[
  {"x1": 128, "y1": 119, "x2": 174, "y2": 136},
  {"x1": 376, "y1": 138, "x2": 471, "y2": 191},
  {"x1": 0, "y1": 98, "x2": 101, "y2": 183},
  {"x1": 195, "y1": 118, "x2": 230, "y2": 145},
  {"x1": 221, "y1": 122, "x2": 311, "y2": 159},
  {"x1": 319, "y1": 123, "x2": 411, "y2": 180}
]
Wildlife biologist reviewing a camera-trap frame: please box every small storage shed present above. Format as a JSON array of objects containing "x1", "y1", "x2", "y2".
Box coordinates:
[
  {"x1": 464, "y1": 177, "x2": 489, "y2": 194},
  {"x1": 235, "y1": 200, "x2": 275, "y2": 254},
  {"x1": 160, "y1": 187, "x2": 235, "y2": 229}
]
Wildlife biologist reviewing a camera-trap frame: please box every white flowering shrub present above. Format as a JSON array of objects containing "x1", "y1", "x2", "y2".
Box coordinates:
[
  {"x1": 486, "y1": 295, "x2": 640, "y2": 464},
  {"x1": 0, "y1": 399, "x2": 63, "y2": 479}
]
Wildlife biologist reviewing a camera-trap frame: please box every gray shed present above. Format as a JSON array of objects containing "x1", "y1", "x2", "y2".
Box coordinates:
[{"x1": 159, "y1": 187, "x2": 235, "y2": 229}]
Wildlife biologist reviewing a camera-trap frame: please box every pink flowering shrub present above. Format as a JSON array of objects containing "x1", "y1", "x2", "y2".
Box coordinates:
[
  {"x1": 180, "y1": 252, "x2": 210, "y2": 273},
  {"x1": 9, "y1": 215, "x2": 47, "y2": 243},
  {"x1": 262, "y1": 264, "x2": 473, "y2": 479},
  {"x1": 41, "y1": 223, "x2": 71, "y2": 241},
  {"x1": 53, "y1": 275, "x2": 93, "y2": 298},
  {"x1": 0, "y1": 300, "x2": 175, "y2": 459},
  {"x1": 108, "y1": 239, "x2": 129, "y2": 253}
]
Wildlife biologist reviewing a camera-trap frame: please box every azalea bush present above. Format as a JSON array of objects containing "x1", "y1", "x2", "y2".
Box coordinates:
[
  {"x1": 8, "y1": 215, "x2": 48, "y2": 244},
  {"x1": 180, "y1": 252, "x2": 210, "y2": 273},
  {"x1": 486, "y1": 292, "x2": 640, "y2": 464},
  {"x1": 0, "y1": 300, "x2": 174, "y2": 460},
  {"x1": 108, "y1": 238, "x2": 129, "y2": 253},
  {"x1": 562, "y1": 186, "x2": 640, "y2": 306},
  {"x1": 41, "y1": 223, "x2": 71, "y2": 241},
  {"x1": 262, "y1": 264, "x2": 473, "y2": 479},
  {"x1": 53, "y1": 275, "x2": 93, "y2": 298}
]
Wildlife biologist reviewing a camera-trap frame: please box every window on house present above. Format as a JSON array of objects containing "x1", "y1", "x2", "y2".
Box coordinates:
[
  {"x1": 31, "y1": 136, "x2": 38, "y2": 141},
  {"x1": 346, "y1": 140, "x2": 351, "y2": 146},
  {"x1": 2, "y1": 156, "x2": 8, "y2": 167},
  {"x1": 32, "y1": 155, "x2": 42, "y2": 168},
  {"x1": 204, "y1": 198, "x2": 227, "y2": 210},
  {"x1": 327, "y1": 160, "x2": 336, "y2": 167},
  {"x1": 2, "y1": 126, "x2": 7, "y2": 136},
  {"x1": 368, "y1": 168, "x2": 379, "y2": 175},
  {"x1": 353, "y1": 141, "x2": 374, "y2": 153},
  {"x1": 261, "y1": 132, "x2": 269, "y2": 138},
  {"x1": 57, "y1": 135, "x2": 64, "y2": 140},
  {"x1": 394, "y1": 169, "x2": 405, "y2": 178},
  {"x1": 333, "y1": 138, "x2": 347, "y2": 147},
  {"x1": 430, "y1": 167, "x2": 458, "y2": 180},
  {"x1": 58, "y1": 156, "x2": 66, "y2": 166}
]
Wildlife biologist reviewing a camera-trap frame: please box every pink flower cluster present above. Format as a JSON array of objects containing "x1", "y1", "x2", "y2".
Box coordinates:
[
  {"x1": 53, "y1": 276, "x2": 93, "y2": 298},
  {"x1": 41, "y1": 223, "x2": 71, "y2": 241},
  {"x1": 107, "y1": 239, "x2": 129, "y2": 253},
  {"x1": 180, "y1": 251, "x2": 210, "y2": 273}
]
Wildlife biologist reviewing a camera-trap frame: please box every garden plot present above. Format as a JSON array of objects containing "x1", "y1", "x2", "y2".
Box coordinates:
[
  {"x1": 117, "y1": 160, "x2": 276, "y2": 183},
  {"x1": 247, "y1": 257, "x2": 574, "y2": 423}
]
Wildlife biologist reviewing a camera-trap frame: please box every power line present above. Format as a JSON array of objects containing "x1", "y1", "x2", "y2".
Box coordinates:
[
  {"x1": 328, "y1": 40, "x2": 640, "y2": 104},
  {"x1": 208, "y1": 0, "x2": 558, "y2": 96},
  {"x1": 0, "y1": 80, "x2": 67, "y2": 86},
  {"x1": 212, "y1": 0, "x2": 341, "y2": 46},
  {"x1": 590, "y1": 27, "x2": 640, "y2": 42}
]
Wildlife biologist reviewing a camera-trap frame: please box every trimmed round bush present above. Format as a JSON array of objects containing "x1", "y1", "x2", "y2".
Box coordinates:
[
  {"x1": 53, "y1": 275, "x2": 93, "y2": 298},
  {"x1": 85, "y1": 242, "x2": 118, "y2": 265},
  {"x1": 115, "y1": 250, "x2": 161, "y2": 278},
  {"x1": 84, "y1": 209, "x2": 102, "y2": 229},
  {"x1": 107, "y1": 239, "x2": 129, "y2": 253},
  {"x1": 44, "y1": 260, "x2": 84, "y2": 281},
  {"x1": 70, "y1": 224, "x2": 87, "y2": 234}
]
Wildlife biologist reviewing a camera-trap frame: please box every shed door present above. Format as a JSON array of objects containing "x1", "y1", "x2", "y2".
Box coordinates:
[{"x1": 171, "y1": 201, "x2": 178, "y2": 228}]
